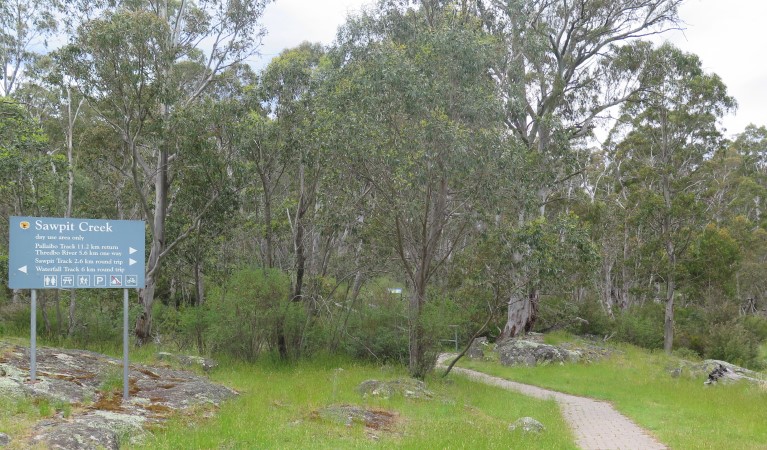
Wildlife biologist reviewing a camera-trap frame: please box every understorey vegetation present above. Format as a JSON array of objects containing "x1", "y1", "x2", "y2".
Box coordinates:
[{"x1": 1, "y1": 0, "x2": 766, "y2": 378}]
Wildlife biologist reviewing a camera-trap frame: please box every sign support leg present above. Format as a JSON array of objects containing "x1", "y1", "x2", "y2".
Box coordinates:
[
  {"x1": 123, "y1": 288, "x2": 129, "y2": 401},
  {"x1": 30, "y1": 289, "x2": 37, "y2": 382}
]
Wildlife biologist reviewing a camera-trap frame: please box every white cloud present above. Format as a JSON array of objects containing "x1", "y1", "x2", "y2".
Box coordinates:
[
  {"x1": 252, "y1": 0, "x2": 371, "y2": 69},
  {"x1": 663, "y1": 0, "x2": 767, "y2": 134}
]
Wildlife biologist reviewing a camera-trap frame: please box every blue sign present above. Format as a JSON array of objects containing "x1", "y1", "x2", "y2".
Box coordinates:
[{"x1": 8, "y1": 216, "x2": 146, "y2": 289}]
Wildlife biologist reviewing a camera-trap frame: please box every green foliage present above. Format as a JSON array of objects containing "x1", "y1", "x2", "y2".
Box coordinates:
[
  {"x1": 683, "y1": 224, "x2": 741, "y2": 298},
  {"x1": 98, "y1": 365, "x2": 124, "y2": 393},
  {"x1": 570, "y1": 298, "x2": 614, "y2": 337},
  {"x1": 742, "y1": 315, "x2": 767, "y2": 342},
  {"x1": 203, "y1": 268, "x2": 296, "y2": 361},
  {"x1": 705, "y1": 321, "x2": 763, "y2": 369},
  {"x1": 0, "y1": 97, "x2": 63, "y2": 217},
  {"x1": 340, "y1": 285, "x2": 408, "y2": 364},
  {"x1": 614, "y1": 303, "x2": 665, "y2": 350},
  {"x1": 674, "y1": 299, "x2": 767, "y2": 369},
  {"x1": 516, "y1": 213, "x2": 600, "y2": 287}
]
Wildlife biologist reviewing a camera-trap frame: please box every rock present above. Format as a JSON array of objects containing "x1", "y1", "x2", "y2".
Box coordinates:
[
  {"x1": 157, "y1": 352, "x2": 218, "y2": 372},
  {"x1": 496, "y1": 340, "x2": 580, "y2": 366},
  {"x1": 32, "y1": 411, "x2": 146, "y2": 450},
  {"x1": 509, "y1": 417, "x2": 545, "y2": 433},
  {"x1": 357, "y1": 378, "x2": 433, "y2": 400},
  {"x1": 0, "y1": 432, "x2": 10, "y2": 447},
  {"x1": 0, "y1": 342, "x2": 236, "y2": 449},
  {"x1": 672, "y1": 359, "x2": 766, "y2": 385},
  {"x1": 357, "y1": 380, "x2": 393, "y2": 399},
  {"x1": 556, "y1": 338, "x2": 615, "y2": 363},
  {"x1": 466, "y1": 337, "x2": 488, "y2": 359},
  {"x1": 313, "y1": 405, "x2": 397, "y2": 430}
]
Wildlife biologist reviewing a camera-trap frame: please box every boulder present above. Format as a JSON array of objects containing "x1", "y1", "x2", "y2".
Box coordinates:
[
  {"x1": 509, "y1": 417, "x2": 545, "y2": 433},
  {"x1": 671, "y1": 359, "x2": 766, "y2": 385},
  {"x1": 466, "y1": 337, "x2": 488, "y2": 359},
  {"x1": 32, "y1": 411, "x2": 146, "y2": 450},
  {"x1": 496, "y1": 340, "x2": 580, "y2": 366},
  {"x1": 703, "y1": 361, "x2": 765, "y2": 385},
  {"x1": 156, "y1": 352, "x2": 218, "y2": 372},
  {"x1": 0, "y1": 432, "x2": 10, "y2": 447},
  {"x1": 357, "y1": 378, "x2": 433, "y2": 400},
  {"x1": 313, "y1": 404, "x2": 397, "y2": 430},
  {"x1": 0, "y1": 342, "x2": 236, "y2": 449}
]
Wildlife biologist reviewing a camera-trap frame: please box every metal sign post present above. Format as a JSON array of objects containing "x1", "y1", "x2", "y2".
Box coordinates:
[
  {"x1": 123, "y1": 288, "x2": 130, "y2": 400},
  {"x1": 30, "y1": 289, "x2": 37, "y2": 382},
  {"x1": 8, "y1": 216, "x2": 145, "y2": 399}
]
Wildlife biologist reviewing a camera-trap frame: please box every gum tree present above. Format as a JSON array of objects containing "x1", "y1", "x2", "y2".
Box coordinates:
[
  {"x1": 59, "y1": 0, "x2": 270, "y2": 342},
  {"x1": 326, "y1": 1, "x2": 504, "y2": 378},
  {"x1": 610, "y1": 43, "x2": 734, "y2": 352},
  {"x1": 475, "y1": 0, "x2": 684, "y2": 339}
]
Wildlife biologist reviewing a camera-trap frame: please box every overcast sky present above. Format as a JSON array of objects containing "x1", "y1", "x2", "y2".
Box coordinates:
[{"x1": 253, "y1": 0, "x2": 766, "y2": 137}]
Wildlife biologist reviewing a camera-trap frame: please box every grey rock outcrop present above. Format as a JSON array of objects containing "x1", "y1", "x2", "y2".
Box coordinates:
[
  {"x1": 466, "y1": 337, "x2": 488, "y2": 359},
  {"x1": 670, "y1": 359, "x2": 766, "y2": 385},
  {"x1": 0, "y1": 432, "x2": 10, "y2": 447},
  {"x1": 313, "y1": 404, "x2": 397, "y2": 429},
  {"x1": 509, "y1": 416, "x2": 545, "y2": 433},
  {"x1": 496, "y1": 339, "x2": 580, "y2": 366},
  {"x1": 357, "y1": 378, "x2": 433, "y2": 400},
  {"x1": 0, "y1": 342, "x2": 237, "y2": 449},
  {"x1": 157, "y1": 352, "x2": 218, "y2": 372}
]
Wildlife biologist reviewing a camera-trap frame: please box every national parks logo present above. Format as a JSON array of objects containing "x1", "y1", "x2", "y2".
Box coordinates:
[{"x1": 19, "y1": 221, "x2": 30, "y2": 230}]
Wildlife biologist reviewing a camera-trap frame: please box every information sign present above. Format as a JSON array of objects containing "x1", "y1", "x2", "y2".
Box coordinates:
[{"x1": 8, "y1": 216, "x2": 145, "y2": 289}]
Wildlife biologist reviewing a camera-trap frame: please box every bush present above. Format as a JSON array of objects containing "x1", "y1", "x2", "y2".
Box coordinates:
[
  {"x1": 705, "y1": 320, "x2": 763, "y2": 369},
  {"x1": 341, "y1": 285, "x2": 408, "y2": 364},
  {"x1": 741, "y1": 315, "x2": 767, "y2": 342},
  {"x1": 572, "y1": 298, "x2": 614, "y2": 337},
  {"x1": 614, "y1": 303, "x2": 664, "y2": 350},
  {"x1": 203, "y1": 268, "x2": 296, "y2": 361}
]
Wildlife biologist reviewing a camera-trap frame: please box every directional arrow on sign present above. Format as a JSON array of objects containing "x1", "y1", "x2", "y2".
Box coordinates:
[
  {"x1": 129, "y1": 247, "x2": 138, "y2": 255},
  {"x1": 18, "y1": 265, "x2": 27, "y2": 274},
  {"x1": 129, "y1": 258, "x2": 137, "y2": 266}
]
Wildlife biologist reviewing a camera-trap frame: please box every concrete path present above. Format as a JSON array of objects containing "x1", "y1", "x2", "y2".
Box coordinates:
[{"x1": 438, "y1": 355, "x2": 667, "y2": 450}]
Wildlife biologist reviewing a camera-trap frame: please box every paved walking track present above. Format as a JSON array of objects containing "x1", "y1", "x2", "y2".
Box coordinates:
[{"x1": 438, "y1": 355, "x2": 667, "y2": 450}]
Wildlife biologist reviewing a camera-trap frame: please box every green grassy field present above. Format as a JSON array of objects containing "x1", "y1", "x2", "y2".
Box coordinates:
[
  {"x1": 459, "y1": 337, "x2": 767, "y2": 450},
  {"x1": 4, "y1": 332, "x2": 767, "y2": 449},
  {"x1": 0, "y1": 336, "x2": 576, "y2": 449},
  {"x1": 129, "y1": 356, "x2": 576, "y2": 449}
]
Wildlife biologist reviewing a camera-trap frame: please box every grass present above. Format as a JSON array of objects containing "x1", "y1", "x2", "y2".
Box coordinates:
[
  {"x1": 128, "y1": 356, "x2": 576, "y2": 449},
  {"x1": 1, "y1": 335, "x2": 576, "y2": 449},
  {"x1": 460, "y1": 338, "x2": 767, "y2": 450}
]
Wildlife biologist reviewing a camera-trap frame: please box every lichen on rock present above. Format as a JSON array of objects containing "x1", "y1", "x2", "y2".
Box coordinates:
[{"x1": 0, "y1": 341, "x2": 237, "y2": 449}]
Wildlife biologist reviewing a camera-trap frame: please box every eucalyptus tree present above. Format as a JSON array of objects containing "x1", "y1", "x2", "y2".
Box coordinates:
[
  {"x1": 0, "y1": 97, "x2": 64, "y2": 305},
  {"x1": 13, "y1": 55, "x2": 95, "y2": 334},
  {"x1": 0, "y1": 0, "x2": 59, "y2": 96},
  {"x1": 259, "y1": 42, "x2": 325, "y2": 300},
  {"x1": 730, "y1": 126, "x2": 767, "y2": 227},
  {"x1": 58, "y1": 0, "x2": 271, "y2": 342},
  {"x1": 326, "y1": 1, "x2": 504, "y2": 378},
  {"x1": 474, "y1": 0, "x2": 684, "y2": 339},
  {"x1": 609, "y1": 43, "x2": 734, "y2": 353},
  {"x1": 694, "y1": 126, "x2": 767, "y2": 313}
]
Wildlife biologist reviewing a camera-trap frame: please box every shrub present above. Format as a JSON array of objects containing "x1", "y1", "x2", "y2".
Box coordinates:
[
  {"x1": 741, "y1": 314, "x2": 767, "y2": 342},
  {"x1": 340, "y1": 285, "x2": 408, "y2": 364},
  {"x1": 572, "y1": 298, "x2": 614, "y2": 337},
  {"x1": 705, "y1": 320, "x2": 763, "y2": 369},
  {"x1": 614, "y1": 303, "x2": 664, "y2": 350},
  {"x1": 204, "y1": 268, "x2": 295, "y2": 361}
]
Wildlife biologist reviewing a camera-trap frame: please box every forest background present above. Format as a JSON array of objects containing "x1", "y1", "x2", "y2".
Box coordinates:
[{"x1": 1, "y1": 0, "x2": 766, "y2": 378}]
